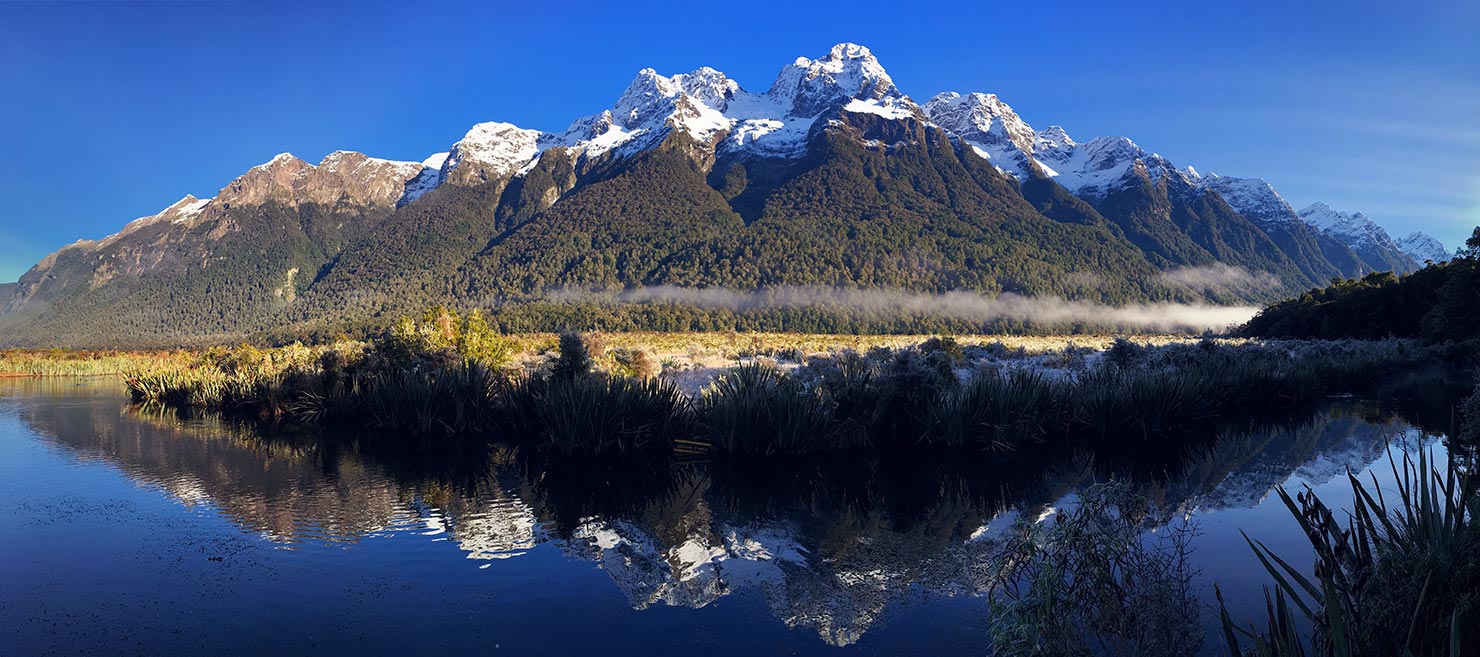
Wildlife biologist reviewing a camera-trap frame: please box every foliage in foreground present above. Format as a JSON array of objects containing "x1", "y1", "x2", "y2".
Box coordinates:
[
  {"x1": 988, "y1": 483, "x2": 1202, "y2": 657},
  {"x1": 1222, "y1": 449, "x2": 1478, "y2": 657}
]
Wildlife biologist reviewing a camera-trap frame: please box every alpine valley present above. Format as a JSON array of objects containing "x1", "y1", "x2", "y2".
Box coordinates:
[{"x1": 0, "y1": 44, "x2": 1449, "y2": 347}]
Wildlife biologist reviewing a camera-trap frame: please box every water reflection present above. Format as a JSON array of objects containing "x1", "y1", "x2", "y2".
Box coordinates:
[{"x1": 2, "y1": 374, "x2": 1464, "y2": 649}]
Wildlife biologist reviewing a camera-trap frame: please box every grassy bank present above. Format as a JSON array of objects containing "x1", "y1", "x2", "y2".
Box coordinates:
[
  {"x1": 113, "y1": 308, "x2": 1462, "y2": 457},
  {"x1": 0, "y1": 349, "x2": 196, "y2": 377}
]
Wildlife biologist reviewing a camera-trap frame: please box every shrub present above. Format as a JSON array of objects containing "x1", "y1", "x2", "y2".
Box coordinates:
[
  {"x1": 610, "y1": 347, "x2": 659, "y2": 380},
  {"x1": 551, "y1": 331, "x2": 593, "y2": 381},
  {"x1": 920, "y1": 336, "x2": 966, "y2": 363},
  {"x1": 869, "y1": 348, "x2": 958, "y2": 443}
]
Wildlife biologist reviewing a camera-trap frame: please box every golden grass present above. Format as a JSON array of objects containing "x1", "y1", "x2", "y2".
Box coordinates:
[
  {"x1": 4, "y1": 333, "x2": 1222, "y2": 379},
  {"x1": 0, "y1": 349, "x2": 198, "y2": 377}
]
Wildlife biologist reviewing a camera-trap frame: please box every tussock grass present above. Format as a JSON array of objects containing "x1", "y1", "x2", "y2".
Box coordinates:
[
  {"x1": 698, "y1": 363, "x2": 834, "y2": 455},
  {"x1": 528, "y1": 375, "x2": 690, "y2": 455},
  {"x1": 694, "y1": 337, "x2": 1442, "y2": 456},
  {"x1": 934, "y1": 371, "x2": 1066, "y2": 451}
]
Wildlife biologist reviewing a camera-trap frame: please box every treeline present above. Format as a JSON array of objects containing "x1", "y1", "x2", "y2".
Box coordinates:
[
  {"x1": 1241, "y1": 231, "x2": 1480, "y2": 342},
  {"x1": 251, "y1": 300, "x2": 1147, "y2": 347}
]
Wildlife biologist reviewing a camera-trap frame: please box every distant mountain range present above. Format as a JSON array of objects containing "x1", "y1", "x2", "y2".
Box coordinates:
[{"x1": 0, "y1": 43, "x2": 1449, "y2": 347}]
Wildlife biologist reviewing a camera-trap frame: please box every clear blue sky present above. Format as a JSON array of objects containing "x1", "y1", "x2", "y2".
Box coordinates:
[{"x1": 2, "y1": 0, "x2": 1476, "y2": 282}]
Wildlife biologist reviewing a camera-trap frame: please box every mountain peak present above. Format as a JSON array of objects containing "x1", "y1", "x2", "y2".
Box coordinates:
[
  {"x1": 1396, "y1": 231, "x2": 1450, "y2": 263},
  {"x1": 671, "y1": 66, "x2": 740, "y2": 111},
  {"x1": 612, "y1": 69, "x2": 684, "y2": 128},
  {"x1": 442, "y1": 121, "x2": 547, "y2": 185},
  {"x1": 826, "y1": 42, "x2": 876, "y2": 61},
  {"x1": 250, "y1": 152, "x2": 307, "y2": 172},
  {"x1": 924, "y1": 91, "x2": 1036, "y2": 154},
  {"x1": 768, "y1": 43, "x2": 902, "y2": 118},
  {"x1": 1034, "y1": 126, "x2": 1076, "y2": 151},
  {"x1": 1200, "y1": 175, "x2": 1296, "y2": 226},
  {"x1": 1296, "y1": 202, "x2": 1419, "y2": 272}
]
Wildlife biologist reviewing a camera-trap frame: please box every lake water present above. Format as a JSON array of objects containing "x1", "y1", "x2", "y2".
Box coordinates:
[{"x1": 0, "y1": 375, "x2": 1465, "y2": 656}]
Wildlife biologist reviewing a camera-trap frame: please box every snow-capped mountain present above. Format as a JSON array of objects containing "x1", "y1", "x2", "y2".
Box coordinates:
[
  {"x1": 1198, "y1": 174, "x2": 1297, "y2": 226},
  {"x1": 916, "y1": 91, "x2": 1422, "y2": 280},
  {"x1": 1, "y1": 42, "x2": 1451, "y2": 346},
  {"x1": 923, "y1": 91, "x2": 1219, "y2": 200},
  {"x1": 42, "y1": 40, "x2": 1423, "y2": 270},
  {"x1": 1396, "y1": 232, "x2": 1451, "y2": 264},
  {"x1": 922, "y1": 92, "x2": 1042, "y2": 178},
  {"x1": 433, "y1": 42, "x2": 921, "y2": 185},
  {"x1": 220, "y1": 150, "x2": 435, "y2": 209},
  {"x1": 1297, "y1": 202, "x2": 1421, "y2": 274}
]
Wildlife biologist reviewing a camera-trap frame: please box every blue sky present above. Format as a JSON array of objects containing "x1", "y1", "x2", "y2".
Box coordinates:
[{"x1": 1, "y1": 0, "x2": 1476, "y2": 282}]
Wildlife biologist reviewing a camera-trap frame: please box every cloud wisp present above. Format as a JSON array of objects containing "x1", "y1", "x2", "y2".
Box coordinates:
[
  {"x1": 548, "y1": 285, "x2": 1258, "y2": 333},
  {"x1": 1158, "y1": 265, "x2": 1281, "y2": 298}
]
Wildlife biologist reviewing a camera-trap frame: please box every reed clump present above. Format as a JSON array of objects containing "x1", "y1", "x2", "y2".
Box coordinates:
[
  {"x1": 123, "y1": 308, "x2": 517, "y2": 436},
  {"x1": 121, "y1": 319, "x2": 690, "y2": 455},
  {"x1": 1220, "y1": 449, "x2": 1478, "y2": 656}
]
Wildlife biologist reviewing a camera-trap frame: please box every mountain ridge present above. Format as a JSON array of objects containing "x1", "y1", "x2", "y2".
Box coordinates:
[{"x1": 0, "y1": 43, "x2": 1443, "y2": 347}]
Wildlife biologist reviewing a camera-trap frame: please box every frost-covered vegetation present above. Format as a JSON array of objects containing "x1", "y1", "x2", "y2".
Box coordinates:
[{"x1": 116, "y1": 306, "x2": 1461, "y2": 456}]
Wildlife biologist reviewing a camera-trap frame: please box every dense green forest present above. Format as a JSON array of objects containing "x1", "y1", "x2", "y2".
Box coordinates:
[
  {"x1": 1241, "y1": 228, "x2": 1480, "y2": 341},
  {"x1": 0, "y1": 114, "x2": 1402, "y2": 348}
]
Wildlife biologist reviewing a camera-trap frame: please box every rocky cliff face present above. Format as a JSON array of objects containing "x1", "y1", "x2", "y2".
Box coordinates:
[{"x1": 218, "y1": 151, "x2": 432, "y2": 209}]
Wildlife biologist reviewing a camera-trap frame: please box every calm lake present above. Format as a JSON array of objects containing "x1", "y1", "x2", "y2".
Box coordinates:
[{"x1": 0, "y1": 375, "x2": 1466, "y2": 656}]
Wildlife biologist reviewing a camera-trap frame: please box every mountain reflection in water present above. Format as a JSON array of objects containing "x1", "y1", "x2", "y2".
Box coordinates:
[{"x1": 2, "y1": 374, "x2": 1465, "y2": 652}]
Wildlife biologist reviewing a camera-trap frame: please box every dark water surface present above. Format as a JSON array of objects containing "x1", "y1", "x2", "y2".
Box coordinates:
[{"x1": 0, "y1": 376, "x2": 1464, "y2": 656}]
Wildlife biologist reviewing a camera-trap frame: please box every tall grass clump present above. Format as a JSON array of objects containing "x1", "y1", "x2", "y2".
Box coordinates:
[
  {"x1": 501, "y1": 331, "x2": 691, "y2": 454},
  {"x1": 699, "y1": 363, "x2": 834, "y2": 456},
  {"x1": 933, "y1": 371, "x2": 1066, "y2": 451},
  {"x1": 1071, "y1": 367, "x2": 1225, "y2": 441},
  {"x1": 532, "y1": 374, "x2": 689, "y2": 454},
  {"x1": 1221, "y1": 449, "x2": 1478, "y2": 656},
  {"x1": 121, "y1": 306, "x2": 517, "y2": 436}
]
